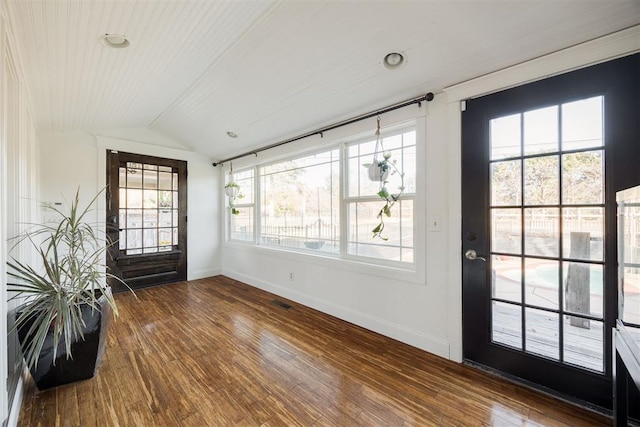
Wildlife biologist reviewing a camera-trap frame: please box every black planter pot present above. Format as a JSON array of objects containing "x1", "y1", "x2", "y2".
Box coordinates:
[{"x1": 17, "y1": 295, "x2": 112, "y2": 390}]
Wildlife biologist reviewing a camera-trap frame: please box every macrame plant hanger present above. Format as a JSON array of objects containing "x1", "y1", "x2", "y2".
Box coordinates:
[
  {"x1": 224, "y1": 162, "x2": 241, "y2": 215},
  {"x1": 367, "y1": 115, "x2": 404, "y2": 240}
]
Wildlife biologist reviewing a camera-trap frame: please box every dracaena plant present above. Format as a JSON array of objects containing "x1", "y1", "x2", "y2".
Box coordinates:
[{"x1": 7, "y1": 188, "x2": 129, "y2": 369}]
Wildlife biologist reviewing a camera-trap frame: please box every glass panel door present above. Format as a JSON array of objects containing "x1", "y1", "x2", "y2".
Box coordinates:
[
  {"x1": 462, "y1": 54, "x2": 639, "y2": 409},
  {"x1": 118, "y1": 163, "x2": 180, "y2": 255},
  {"x1": 489, "y1": 96, "x2": 606, "y2": 371},
  {"x1": 106, "y1": 151, "x2": 187, "y2": 291}
]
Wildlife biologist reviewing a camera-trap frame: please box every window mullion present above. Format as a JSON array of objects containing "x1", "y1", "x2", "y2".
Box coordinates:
[
  {"x1": 254, "y1": 166, "x2": 260, "y2": 245},
  {"x1": 340, "y1": 143, "x2": 348, "y2": 256}
]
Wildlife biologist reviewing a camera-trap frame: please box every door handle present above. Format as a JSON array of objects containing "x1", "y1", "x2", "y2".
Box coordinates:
[{"x1": 465, "y1": 249, "x2": 486, "y2": 262}]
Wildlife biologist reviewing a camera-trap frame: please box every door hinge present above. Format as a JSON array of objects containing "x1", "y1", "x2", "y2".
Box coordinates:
[{"x1": 460, "y1": 100, "x2": 467, "y2": 112}]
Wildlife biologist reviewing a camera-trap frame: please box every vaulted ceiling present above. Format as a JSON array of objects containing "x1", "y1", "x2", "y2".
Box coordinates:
[{"x1": 6, "y1": 1, "x2": 639, "y2": 162}]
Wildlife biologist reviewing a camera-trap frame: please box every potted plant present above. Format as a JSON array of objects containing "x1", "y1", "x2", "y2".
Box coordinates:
[
  {"x1": 367, "y1": 153, "x2": 391, "y2": 182},
  {"x1": 224, "y1": 181, "x2": 242, "y2": 215},
  {"x1": 7, "y1": 188, "x2": 129, "y2": 390},
  {"x1": 224, "y1": 163, "x2": 244, "y2": 215},
  {"x1": 363, "y1": 118, "x2": 405, "y2": 240}
]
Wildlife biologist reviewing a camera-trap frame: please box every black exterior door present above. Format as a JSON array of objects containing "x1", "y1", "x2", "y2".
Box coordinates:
[
  {"x1": 462, "y1": 54, "x2": 639, "y2": 409},
  {"x1": 106, "y1": 151, "x2": 188, "y2": 291}
]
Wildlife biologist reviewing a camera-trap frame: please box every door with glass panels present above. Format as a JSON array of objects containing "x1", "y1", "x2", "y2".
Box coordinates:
[
  {"x1": 462, "y1": 54, "x2": 639, "y2": 408},
  {"x1": 106, "y1": 151, "x2": 187, "y2": 291}
]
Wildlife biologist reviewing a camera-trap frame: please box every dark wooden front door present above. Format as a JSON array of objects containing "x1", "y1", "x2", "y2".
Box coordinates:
[
  {"x1": 106, "y1": 151, "x2": 187, "y2": 291},
  {"x1": 461, "y1": 54, "x2": 639, "y2": 409}
]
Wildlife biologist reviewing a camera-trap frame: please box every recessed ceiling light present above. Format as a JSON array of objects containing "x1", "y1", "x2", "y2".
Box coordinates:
[
  {"x1": 99, "y1": 33, "x2": 130, "y2": 49},
  {"x1": 383, "y1": 52, "x2": 406, "y2": 70},
  {"x1": 227, "y1": 131, "x2": 238, "y2": 138}
]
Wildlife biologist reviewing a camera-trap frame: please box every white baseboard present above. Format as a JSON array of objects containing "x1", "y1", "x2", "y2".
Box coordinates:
[
  {"x1": 6, "y1": 370, "x2": 25, "y2": 427},
  {"x1": 222, "y1": 269, "x2": 451, "y2": 360},
  {"x1": 188, "y1": 267, "x2": 221, "y2": 281}
]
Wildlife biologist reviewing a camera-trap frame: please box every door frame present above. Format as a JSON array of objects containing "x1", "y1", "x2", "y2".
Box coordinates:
[
  {"x1": 461, "y1": 54, "x2": 639, "y2": 409},
  {"x1": 106, "y1": 150, "x2": 188, "y2": 290},
  {"x1": 444, "y1": 28, "x2": 640, "y2": 365}
]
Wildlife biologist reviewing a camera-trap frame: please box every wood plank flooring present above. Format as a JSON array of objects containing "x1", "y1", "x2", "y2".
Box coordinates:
[{"x1": 17, "y1": 276, "x2": 609, "y2": 426}]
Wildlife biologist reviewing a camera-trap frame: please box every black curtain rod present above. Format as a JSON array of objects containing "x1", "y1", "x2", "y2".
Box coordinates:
[{"x1": 212, "y1": 92, "x2": 434, "y2": 167}]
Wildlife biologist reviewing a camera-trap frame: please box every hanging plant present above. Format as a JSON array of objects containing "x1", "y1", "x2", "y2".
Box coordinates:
[
  {"x1": 367, "y1": 154, "x2": 390, "y2": 182},
  {"x1": 363, "y1": 117, "x2": 404, "y2": 240},
  {"x1": 224, "y1": 163, "x2": 243, "y2": 215},
  {"x1": 224, "y1": 181, "x2": 239, "y2": 198}
]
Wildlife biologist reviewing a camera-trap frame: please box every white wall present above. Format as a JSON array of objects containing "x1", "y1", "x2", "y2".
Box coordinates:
[
  {"x1": 38, "y1": 129, "x2": 221, "y2": 281},
  {"x1": 221, "y1": 26, "x2": 640, "y2": 363},
  {"x1": 0, "y1": 1, "x2": 40, "y2": 424},
  {"x1": 220, "y1": 102, "x2": 453, "y2": 358}
]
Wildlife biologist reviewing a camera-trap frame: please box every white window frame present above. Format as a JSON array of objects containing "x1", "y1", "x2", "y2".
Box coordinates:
[
  {"x1": 342, "y1": 125, "x2": 417, "y2": 268},
  {"x1": 223, "y1": 117, "x2": 425, "y2": 280},
  {"x1": 226, "y1": 167, "x2": 257, "y2": 244}
]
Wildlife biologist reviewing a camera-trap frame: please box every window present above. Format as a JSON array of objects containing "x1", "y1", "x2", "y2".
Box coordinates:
[
  {"x1": 260, "y1": 150, "x2": 340, "y2": 253},
  {"x1": 488, "y1": 95, "x2": 606, "y2": 371},
  {"x1": 345, "y1": 128, "x2": 416, "y2": 263},
  {"x1": 225, "y1": 124, "x2": 418, "y2": 268},
  {"x1": 228, "y1": 168, "x2": 255, "y2": 242},
  {"x1": 118, "y1": 162, "x2": 180, "y2": 255}
]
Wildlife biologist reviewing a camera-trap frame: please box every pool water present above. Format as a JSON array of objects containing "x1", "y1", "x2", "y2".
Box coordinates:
[{"x1": 503, "y1": 264, "x2": 604, "y2": 295}]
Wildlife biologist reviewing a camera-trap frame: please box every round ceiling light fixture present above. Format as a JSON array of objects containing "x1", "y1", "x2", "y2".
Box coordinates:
[
  {"x1": 383, "y1": 51, "x2": 406, "y2": 70},
  {"x1": 99, "y1": 33, "x2": 130, "y2": 49},
  {"x1": 226, "y1": 131, "x2": 238, "y2": 138}
]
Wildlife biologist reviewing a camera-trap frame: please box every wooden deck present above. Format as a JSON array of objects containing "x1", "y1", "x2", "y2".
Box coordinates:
[
  {"x1": 492, "y1": 303, "x2": 604, "y2": 372},
  {"x1": 492, "y1": 258, "x2": 608, "y2": 372},
  {"x1": 17, "y1": 276, "x2": 609, "y2": 426}
]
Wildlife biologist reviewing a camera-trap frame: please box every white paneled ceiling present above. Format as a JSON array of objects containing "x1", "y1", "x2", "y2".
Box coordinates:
[{"x1": 6, "y1": 0, "x2": 640, "y2": 162}]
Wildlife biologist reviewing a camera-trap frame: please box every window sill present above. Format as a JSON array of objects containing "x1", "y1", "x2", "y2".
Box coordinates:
[{"x1": 224, "y1": 240, "x2": 425, "y2": 285}]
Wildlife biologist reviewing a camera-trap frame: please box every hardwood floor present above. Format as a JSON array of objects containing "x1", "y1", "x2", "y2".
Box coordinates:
[{"x1": 18, "y1": 276, "x2": 609, "y2": 426}]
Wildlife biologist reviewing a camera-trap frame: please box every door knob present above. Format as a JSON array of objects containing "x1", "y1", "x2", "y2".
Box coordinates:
[{"x1": 465, "y1": 249, "x2": 486, "y2": 262}]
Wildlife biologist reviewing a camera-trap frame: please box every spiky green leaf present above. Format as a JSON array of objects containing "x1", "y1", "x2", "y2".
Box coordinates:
[{"x1": 6, "y1": 186, "x2": 134, "y2": 369}]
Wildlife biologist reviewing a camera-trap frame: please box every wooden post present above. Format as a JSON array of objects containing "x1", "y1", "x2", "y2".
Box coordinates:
[{"x1": 566, "y1": 232, "x2": 590, "y2": 328}]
